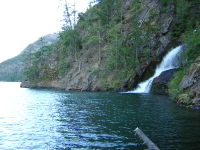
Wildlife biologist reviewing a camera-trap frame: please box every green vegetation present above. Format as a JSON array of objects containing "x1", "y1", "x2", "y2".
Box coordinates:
[
  {"x1": 182, "y1": 27, "x2": 200, "y2": 62},
  {"x1": 168, "y1": 69, "x2": 185, "y2": 99},
  {"x1": 167, "y1": 0, "x2": 199, "y2": 39},
  {"x1": 20, "y1": 0, "x2": 200, "y2": 97},
  {"x1": 23, "y1": 51, "x2": 41, "y2": 81},
  {"x1": 21, "y1": 0, "x2": 168, "y2": 88},
  {"x1": 160, "y1": 0, "x2": 199, "y2": 39},
  {"x1": 0, "y1": 56, "x2": 23, "y2": 81},
  {"x1": 168, "y1": 27, "x2": 200, "y2": 102},
  {"x1": 59, "y1": 28, "x2": 82, "y2": 59},
  {"x1": 168, "y1": 27, "x2": 200, "y2": 99},
  {"x1": 0, "y1": 71, "x2": 23, "y2": 81},
  {"x1": 100, "y1": 69, "x2": 133, "y2": 89},
  {"x1": 177, "y1": 94, "x2": 192, "y2": 105},
  {"x1": 55, "y1": 0, "x2": 145, "y2": 86},
  {"x1": 23, "y1": 42, "x2": 57, "y2": 81},
  {"x1": 164, "y1": 0, "x2": 200, "y2": 104}
]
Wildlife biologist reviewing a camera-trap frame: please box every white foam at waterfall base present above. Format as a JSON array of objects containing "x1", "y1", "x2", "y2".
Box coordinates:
[{"x1": 127, "y1": 45, "x2": 183, "y2": 93}]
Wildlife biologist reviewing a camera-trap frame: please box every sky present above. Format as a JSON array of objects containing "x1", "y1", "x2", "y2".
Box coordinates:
[{"x1": 0, "y1": 0, "x2": 91, "y2": 63}]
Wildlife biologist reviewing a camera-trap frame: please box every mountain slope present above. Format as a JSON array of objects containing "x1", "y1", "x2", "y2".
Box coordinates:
[
  {"x1": 21, "y1": 0, "x2": 177, "y2": 90},
  {"x1": 20, "y1": 0, "x2": 200, "y2": 109},
  {"x1": 0, "y1": 56, "x2": 23, "y2": 81},
  {"x1": 0, "y1": 33, "x2": 59, "y2": 81}
]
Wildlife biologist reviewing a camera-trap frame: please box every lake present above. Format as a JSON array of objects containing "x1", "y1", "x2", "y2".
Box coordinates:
[{"x1": 0, "y1": 82, "x2": 200, "y2": 149}]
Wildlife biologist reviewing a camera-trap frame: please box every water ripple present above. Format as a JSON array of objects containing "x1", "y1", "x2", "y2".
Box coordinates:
[{"x1": 0, "y1": 83, "x2": 200, "y2": 149}]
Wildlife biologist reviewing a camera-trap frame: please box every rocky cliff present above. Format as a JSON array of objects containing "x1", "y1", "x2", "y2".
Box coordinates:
[
  {"x1": 20, "y1": 0, "x2": 200, "y2": 109},
  {"x1": 21, "y1": 0, "x2": 177, "y2": 90},
  {"x1": 151, "y1": 69, "x2": 177, "y2": 95},
  {"x1": 178, "y1": 57, "x2": 200, "y2": 109}
]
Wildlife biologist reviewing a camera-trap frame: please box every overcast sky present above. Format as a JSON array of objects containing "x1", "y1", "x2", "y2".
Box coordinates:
[{"x1": 0, "y1": 0, "x2": 91, "y2": 63}]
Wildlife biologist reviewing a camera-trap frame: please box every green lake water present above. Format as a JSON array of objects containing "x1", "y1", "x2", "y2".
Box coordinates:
[{"x1": 0, "y1": 82, "x2": 199, "y2": 149}]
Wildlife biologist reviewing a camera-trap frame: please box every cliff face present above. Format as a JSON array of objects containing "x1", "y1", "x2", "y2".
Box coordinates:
[
  {"x1": 120, "y1": 0, "x2": 176, "y2": 91},
  {"x1": 21, "y1": 43, "x2": 105, "y2": 91},
  {"x1": 20, "y1": 0, "x2": 200, "y2": 109},
  {"x1": 21, "y1": 0, "x2": 177, "y2": 91},
  {"x1": 178, "y1": 57, "x2": 200, "y2": 109}
]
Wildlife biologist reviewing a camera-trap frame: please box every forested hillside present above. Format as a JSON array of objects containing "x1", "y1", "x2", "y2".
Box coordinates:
[
  {"x1": 19, "y1": 0, "x2": 200, "y2": 108},
  {"x1": 0, "y1": 56, "x2": 23, "y2": 81},
  {"x1": 0, "y1": 34, "x2": 58, "y2": 81}
]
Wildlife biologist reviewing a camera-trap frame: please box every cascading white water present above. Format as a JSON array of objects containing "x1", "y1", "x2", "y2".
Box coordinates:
[{"x1": 128, "y1": 45, "x2": 183, "y2": 93}]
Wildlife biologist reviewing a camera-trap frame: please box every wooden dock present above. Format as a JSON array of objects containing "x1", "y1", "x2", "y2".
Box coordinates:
[{"x1": 134, "y1": 127, "x2": 160, "y2": 150}]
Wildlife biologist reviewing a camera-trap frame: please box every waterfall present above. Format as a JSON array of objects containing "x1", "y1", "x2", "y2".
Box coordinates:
[{"x1": 128, "y1": 45, "x2": 183, "y2": 93}]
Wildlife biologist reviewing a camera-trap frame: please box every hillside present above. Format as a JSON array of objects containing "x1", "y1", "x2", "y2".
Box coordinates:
[
  {"x1": 0, "y1": 33, "x2": 59, "y2": 81},
  {"x1": 21, "y1": 0, "x2": 175, "y2": 88},
  {"x1": 0, "y1": 56, "x2": 23, "y2": 81},
  {"x1": 19, "y1": 0, "x2": 200, "y2": 109}
]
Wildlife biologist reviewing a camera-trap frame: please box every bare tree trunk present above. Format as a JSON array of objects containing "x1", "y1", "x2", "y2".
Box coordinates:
[
  {"x1": 64, "y1": 0, "x2": 72, "y2": 29},
  {"x1": 134, "y1": 127, "x2": 160, "y2": 150},
  {"x1": 115, "y1": 35, "x2": 118, "y2": 69},
  {"x1": 98, "y1": 21, "x2": 101, "y2": 64},
  {"x1": 120, "y1": 2, "x2": 123, "y2": 36},
  {"x1": 72, "y1": 0, "x2": 77, "y2": 61},
  {"x1": 74, "y1": 38, "x2": 77, "y2": 61},
  {"x1": 73, "y1": 0, "x2": 76, "y2": 28},
  {"x1": 78, "y1": 61, "x2": 81, "y2": 71}
]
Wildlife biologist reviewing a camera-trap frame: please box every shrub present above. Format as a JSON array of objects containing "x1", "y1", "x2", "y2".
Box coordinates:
[
  {"x1": 168, "y1": 69, "x2": 185, "y2": 99},
  {"x1": 182, "y1": 27, "x2": 200, "y2": 62}
]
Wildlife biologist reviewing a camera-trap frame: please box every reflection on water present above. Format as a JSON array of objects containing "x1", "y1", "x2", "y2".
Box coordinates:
[{"x1": 0, "y1": 82, "x2": 200, "y2": 149}]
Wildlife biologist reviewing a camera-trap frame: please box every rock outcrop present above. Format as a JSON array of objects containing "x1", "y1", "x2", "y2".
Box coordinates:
[
  {"x1": 120, "y1": 0, "x2": 176, "y2": 91},
  {"x1": 21, "y1": 0, "x2": 178, "y2": 92},
  {"x1": 177, "y1": 57, "x2": 200, "y2": 109},
  {"x1": 3, "y1": 0, "x2": 199, "y2": 110},
  {"x1": 20, "y1": 47, "x2": 105, "y2": 91},
  {"x1": 151, "y1": 69, "x2": 177, "y2": 95}
]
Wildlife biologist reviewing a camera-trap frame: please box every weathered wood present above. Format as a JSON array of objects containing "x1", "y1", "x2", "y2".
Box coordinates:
[{"x1": 134, "y1": 127, "x2": 160, "y2": 150}]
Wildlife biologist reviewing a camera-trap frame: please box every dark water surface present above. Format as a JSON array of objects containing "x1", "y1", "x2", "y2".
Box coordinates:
[{"x1": 0, "y1": 82, "x2": 200, "y2": 150}]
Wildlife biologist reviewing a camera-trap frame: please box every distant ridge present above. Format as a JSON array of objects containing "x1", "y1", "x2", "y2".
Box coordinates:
[{"x1": 0, "y1": 33, "x2": 59, "y2": 81}]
